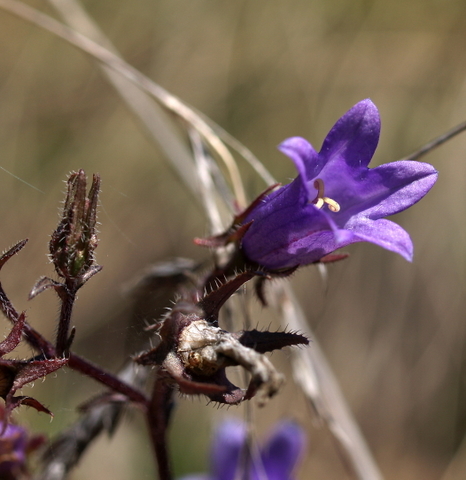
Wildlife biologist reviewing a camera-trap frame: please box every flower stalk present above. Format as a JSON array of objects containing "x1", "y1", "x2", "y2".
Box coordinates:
[{"x1": 46, "y1": 170, "x2": 101, "y2": 356}]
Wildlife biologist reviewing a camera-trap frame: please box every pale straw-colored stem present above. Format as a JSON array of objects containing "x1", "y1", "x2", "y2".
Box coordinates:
[
  {"x1": 272, "y1": 282, "x2": 384, "y2": 480},
  {"x1": 0, "y1": 0, "x2": 247, "y2": 209}
]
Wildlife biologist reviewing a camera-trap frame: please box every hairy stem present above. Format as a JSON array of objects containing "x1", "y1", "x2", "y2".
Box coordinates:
[
  {"x1": 36, "y1": 362, "x2": 147, "y2": 480},
  {"x1": 68, "y1": 354, "x2": 148, "y2": 406},
  {"x1": 0, "y1": 283, "x2": 55, "y2": 356},
  {"x1": 55, "y1": 281, "x2": 77, "y2": 357},
  {"x1": 0, "y1": 282, "x2": 148, "y2": 406},
  {"x1": 147, "y1": 375, "x2": 175, "y2": 480}
]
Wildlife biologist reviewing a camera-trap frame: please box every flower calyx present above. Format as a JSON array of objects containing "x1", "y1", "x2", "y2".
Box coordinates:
[{"x1": 193, "y1": 183, "x2": 280, "y2": 250}]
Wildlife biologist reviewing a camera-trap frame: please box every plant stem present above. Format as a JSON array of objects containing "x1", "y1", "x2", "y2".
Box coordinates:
[
  {"x1": 0, "y1": 282, "x2": 148, "y2": 406},
  {"x1": 0, "y1": 283, "x2": 55, "y2": 356},
  {"x1": 68, "y1": 353, "x2": 148, "y2": 406},
  {"x1": 406, "y1": 119, "x2": 466, "y2": 161},
  {"x1": 55, "y1": 281, "x2": 77, "y2": 357},
  {"x1": 147, "y1": 375, "x2": 175, "y2": 480}
]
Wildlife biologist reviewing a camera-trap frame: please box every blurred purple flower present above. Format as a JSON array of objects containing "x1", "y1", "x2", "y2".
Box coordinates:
[
  {"x1": 0, "y1": 423, "x2": 27, "y2": 478},
  {"x1": 180, "y1": 419, "x2": 306, "y2": 480},
  {"x1": 241, "y1": 99, "x2": 438, "y2": 270}
]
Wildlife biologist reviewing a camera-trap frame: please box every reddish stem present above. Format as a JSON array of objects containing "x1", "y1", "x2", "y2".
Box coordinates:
[
  {"x1": 147, "y1": 375, "x2": 175, "y2": 480},
  {"x1": 0, "y1": 284, "x2": 55, "y2": 356},
  {"x1": 55, "y1": 280, "x2": 77, "y2": 357},
  {"x1": 68, "y1": 353, "x2": 148, "y2": 406},
  {"x1": 0, "y1": 282, "x2": 148, "y2": 406}
]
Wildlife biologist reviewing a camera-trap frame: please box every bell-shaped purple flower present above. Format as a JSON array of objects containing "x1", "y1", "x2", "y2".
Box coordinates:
[
  {"x1": 180, "y1": 419, "x2": 306, "y2": 480},
  {"x1": 0, "y1": 423, "x2": 27, "y2": 478},
  {"x1": 241, "y1": 99, "x2": 438, "y2": 270},
  {"x1": 0, "y1": 416, "x2": 45, "y2": 479}
]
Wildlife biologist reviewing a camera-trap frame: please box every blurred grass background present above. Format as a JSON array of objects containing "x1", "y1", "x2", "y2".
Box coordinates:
[{"x1": 1, "y1": 0, "x2": 466, "y2": 479}]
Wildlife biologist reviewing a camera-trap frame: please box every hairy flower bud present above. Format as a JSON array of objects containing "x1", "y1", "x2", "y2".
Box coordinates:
[{"x1": 49, "y1": 170, "x2": 100, "y2": 283}]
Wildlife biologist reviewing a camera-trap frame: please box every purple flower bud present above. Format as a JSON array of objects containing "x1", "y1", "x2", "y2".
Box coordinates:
[
  {"x1": 179, "y1": 419, "x2": 306, "y2": 480},
  {"x1": 241, "y1": 100, "x2": 438, "y2": 270}
]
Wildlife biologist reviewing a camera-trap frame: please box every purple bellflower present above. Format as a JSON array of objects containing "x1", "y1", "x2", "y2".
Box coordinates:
[
  {"x1": 180, "y1": 419, "x2": 306, "y2": 480},
  {"x1": 0, "y1": 413, "x2": 44, "y2": 480},
  {"x1": 0, "y1": 423, "x2": 27, "y2": 478},
  {"x1": 239, "y1": 99, "x2": 438, "y2": 270}
]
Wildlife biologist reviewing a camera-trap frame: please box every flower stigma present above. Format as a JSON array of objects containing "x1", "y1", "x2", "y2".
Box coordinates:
[{"x1": 311, "y1": 178, "x2": 340, "y2": 212}]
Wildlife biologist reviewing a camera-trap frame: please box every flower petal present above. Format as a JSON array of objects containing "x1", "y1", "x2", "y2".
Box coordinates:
[
  {"x1": 257, "y1": 421, "x2": 306, "y2": 480},
  {"x1": 320, "y1": 99, "x2": 380, "y2": 169},
  {"x1": 359, "y1": 160, "x2": 438, "y2": 219},
  {"x1": 345, "y1": 217, "x2": 413, "y2": 261},
  {"x1": 210, "y1": 419, "x2": 247, "y2": 480},
  {"x1": 322, "y1": 160, "x2": 438, "y2": 226},
  {"x1": 278, "y1": 137, "x2": 322, "y2": 193},
  {"x1": 0, "y1": 423, "x2": 28, "y2": 475},
  {"x1": 242, "y1": 187, "x2": 339, "y2": 269}
]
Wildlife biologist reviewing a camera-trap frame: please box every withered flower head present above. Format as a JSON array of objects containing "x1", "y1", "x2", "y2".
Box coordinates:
[
  {"x1": 49, "y1": 170, "x2": 101, "y2": 284},
  {"x1": 135, "y1": 272, "x2": 308, "y2": 406}
]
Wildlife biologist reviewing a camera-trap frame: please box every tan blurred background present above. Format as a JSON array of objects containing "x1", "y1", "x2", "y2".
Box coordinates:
[{"x1": 1, "y1": 0, "x2": 466, "y2": 479}]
